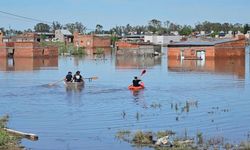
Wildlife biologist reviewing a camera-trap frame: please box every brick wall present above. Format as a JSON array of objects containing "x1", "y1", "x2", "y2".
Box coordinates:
[
  {"x1": 214, "y1": 39, "x2": 245, "y2": 58},
  {"x1": 93, "y1": 36, "x2": 111, "y2": 47},
  {"x1": 167, "y1": 46, "x2": 215, "y2": 59},
  {"x1": 0, "y1": 43, "x2": 7, "y2": 57},
  {"x1": 116, "y1": 41, "x2": 140, "y2": 49},
  {"x1": 74, "y1": 33, "x2": 111, "y2": 48},
  {"x1": 14, "y1": 42, "x2": 58, "y2": 58}
]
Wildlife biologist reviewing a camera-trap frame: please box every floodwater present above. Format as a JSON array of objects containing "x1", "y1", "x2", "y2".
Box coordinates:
[{"x1": 0, "y1": 47, "x2": 250, "y2": 150}]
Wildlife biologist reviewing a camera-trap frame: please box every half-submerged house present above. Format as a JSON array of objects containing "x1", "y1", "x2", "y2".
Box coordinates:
[{"x1": 167, "y1": 35, "x2": 246, "y2": 60}]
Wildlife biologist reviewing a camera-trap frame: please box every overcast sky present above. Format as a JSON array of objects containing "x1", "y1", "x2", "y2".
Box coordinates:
[{"x1": 0, "y1": 0, "x2": 249, "y2": 30}]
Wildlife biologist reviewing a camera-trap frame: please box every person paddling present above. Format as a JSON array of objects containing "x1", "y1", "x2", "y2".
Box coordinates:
[
  {"x1": 132, "y1": 76, "x2": 142, "y2": 87},
  {"x1": 73, "y1": 71, "x2": 83, "y2": 82},
  {"x1": 65, "y1": 71, "x2": 73, "y2": 82}
]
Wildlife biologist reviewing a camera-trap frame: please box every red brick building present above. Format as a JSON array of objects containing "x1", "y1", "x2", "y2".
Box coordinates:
[
  {"x1": 167, "y1": 36, "x2": 246, "y2": 60},
  {"x1": 0, "y1": 32, "x2": 58, "y2": 58},
  {"x1": 73, "y1": 32, "x2": 111, "y2": 54}
]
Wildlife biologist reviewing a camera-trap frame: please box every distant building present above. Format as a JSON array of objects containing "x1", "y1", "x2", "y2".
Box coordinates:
[
  {"x1": 0, "y1": 32, "x2": 58, "y2": 58},
  {"x1": 167, "y1": 35, "x2": 246, "y2": 60},
  {"x1": 144, "y1": 35, "x2": 182, "y2": 45},
  {"x1": 55, "y1": 30, "x2": 73, "y2": 42},
  {"x1": 170, "y1": 31, "x2": 179, "y2": 36},
  {"x1": 73, "y1": 32, "x2": 111, "y2": 54},
  {"x1": 115, "y1": 41, "x2": 161, "y2": 56},
  {"x1": 245, "y1": 31, "x2": 250, "y2": 39}
]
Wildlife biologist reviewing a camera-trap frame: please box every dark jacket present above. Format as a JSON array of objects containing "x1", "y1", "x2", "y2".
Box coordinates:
[
  {"x1": 65, "y1": 74, "x2": 73, "y2": 82},
  {"x1": 73, "y1": 74, "x2": 83, "y2": 82},
  {"x1": 133, "y1": 79, "x2": 141, "y2": 87}
]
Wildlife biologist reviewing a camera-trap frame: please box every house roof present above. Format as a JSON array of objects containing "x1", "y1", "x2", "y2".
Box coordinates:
[
  {"x1": 168, "y1": 38, "x2": 238, "y2": 47},
  {"x1": 58, "y1": 30, "x2": 72, "y2": 36}
]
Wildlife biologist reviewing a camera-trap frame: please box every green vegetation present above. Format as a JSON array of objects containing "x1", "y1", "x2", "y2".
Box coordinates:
[
  {"x1": 34, "y1": 23, "x2": 50, "y2": 32},
  {"x1": 0, "y1": 115, "x2": 22, "y2": 150},
  {"x1": 132, "y1": 131, "x2": 153, "y2": 145},
  {"x1": 116, "y1": 129, "x2": 250, "y2": 150},
  {"x1": 95, "y1": 48, "x2": 104, "y2": 55},
  {"x1": 40, "y1": 42, "x2": 86, "y2": 56}
]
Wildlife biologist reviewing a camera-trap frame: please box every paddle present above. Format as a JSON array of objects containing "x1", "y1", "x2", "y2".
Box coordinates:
[
  {"x1": 140, "y1": 69, "x2": 146, "y2": 77},
  {"x1": 84, "y1": 76, "x2": 98, "y2": 82},
  {"x1": 48, "y1": 76, "x2": 98, "y2": 86},
  {"x1": 48, "y1": 78, "x2": 64, "y2": 86}
]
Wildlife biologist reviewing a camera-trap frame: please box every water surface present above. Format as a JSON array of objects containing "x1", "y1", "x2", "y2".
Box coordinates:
[{"x1": 0, "y1": 47, "x2": 250, "y2": 150}]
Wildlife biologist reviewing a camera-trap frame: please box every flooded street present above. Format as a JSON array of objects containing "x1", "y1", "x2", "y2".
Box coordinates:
[{"x1": 1, "y1": 47, "x2": 250, "y2": 150}]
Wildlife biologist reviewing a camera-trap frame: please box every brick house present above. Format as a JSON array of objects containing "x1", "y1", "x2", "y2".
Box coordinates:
[
  {"x1": 167, "y1": 36, "x2": 246, "y2": 60},
  {"x1": 0, "y1": 32, "x2": 58, "y2": 58},
  {"x1": 73, "y1": 32, "x2": 111, "y2": 54}
]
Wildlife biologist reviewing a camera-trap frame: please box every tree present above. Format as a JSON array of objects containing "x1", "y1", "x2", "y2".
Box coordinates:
[
  {"x1": 148, "y1": 19, "x2": 162, "y2": 34},
  {"x1": 51, "y1": 21, "x2": 62, "y2": 32},
  {"x1": 75, "y1": 22, "x2": 86, "y2": 33},
  {"x1": 34, "y1": 23, "x2": 50, "y2": 32},
  {"x1": 179, "y1": 25, "x2": 193, "y2": 36},
  {"x1": 65, "y1": 22, "x2": 86, "y2": 34},
  {"x1": 95, "y1": 24, "x2": 103, "y2": 34},
  {"x1": 243, "y1": 24, "x2": 250, "y2": 34},
  {"x1": 24, "y1": 28, "x2": 33, "y2": 32}
]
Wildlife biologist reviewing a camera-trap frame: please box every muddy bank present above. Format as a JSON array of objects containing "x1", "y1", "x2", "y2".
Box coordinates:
[{"x1": 116, "y1": 130, "x2": 250, "y2": 150}]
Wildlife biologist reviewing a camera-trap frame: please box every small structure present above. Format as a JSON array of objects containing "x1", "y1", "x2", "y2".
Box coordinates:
[
  {"x1": 167, "y1": 35, "x2": 246, "y2": 60},
  {"x1": 74, "y1": 32, "x2": 111, "y2": 54},
  {"x1": 55, "y1": 30, "x2": 73, "y2": 42},
  {"x1": 115, "y1": 41, "x2": 161, "y2": 56},
  {"x1": 74, "y1": 32, "x2": 111, "y2": 48},
  {"x1": 144, "y1": 35, "x2": 182, "y2": 46}
]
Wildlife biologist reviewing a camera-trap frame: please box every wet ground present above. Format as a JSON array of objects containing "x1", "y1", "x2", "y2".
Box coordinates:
[{"x1": 0, "y1": 47, "x2": 250, "y2": 150}]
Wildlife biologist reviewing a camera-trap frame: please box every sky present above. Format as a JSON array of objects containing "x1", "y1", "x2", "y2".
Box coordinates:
[{"x1": 0, "y1": 0, "x2": 250, "y2": 31}]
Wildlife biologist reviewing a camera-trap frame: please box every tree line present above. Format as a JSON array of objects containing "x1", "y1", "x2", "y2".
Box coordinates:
[{"x1": 0, "y1": 19, "x2": 250, "y2": 36}]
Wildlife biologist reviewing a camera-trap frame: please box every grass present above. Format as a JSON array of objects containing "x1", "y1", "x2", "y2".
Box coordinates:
[
  {"x1": 40, "y1": 41, "x2": 87, "y2": 55},
  {"x1": 156, "y1": 130, "x2": 175, "y2": 139},
  {"x1": 132, "y1": 131, "x2": 153, "y2": 145},
  {"x1": 0, "y1": 115, "x2": 22, "y2": 150}
]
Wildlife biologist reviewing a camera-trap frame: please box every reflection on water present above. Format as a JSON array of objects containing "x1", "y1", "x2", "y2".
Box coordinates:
[
  {"x1": 116, "y1": 55, "x2": 161, "y2": 69},
  {"x1": 168, "y1": 57, "x2": 245, "y2": 79},
  {"x1": 0, "y1": 47, "x2": 250, "y2": 150},
  {"x1": 0, "y1": 57, "x2": 58, "y2": 71}
]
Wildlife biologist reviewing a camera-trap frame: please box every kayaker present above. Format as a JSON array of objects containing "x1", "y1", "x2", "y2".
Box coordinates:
[
  {"x1": 65, "y1": 71, "x2": 73, "y2": 82},
  {"x1": 73, "y1": 71, "x2": 83, "y2": 82},
  {"x1": 132, "y1": 76, "x2": 142, "y2": 87}
]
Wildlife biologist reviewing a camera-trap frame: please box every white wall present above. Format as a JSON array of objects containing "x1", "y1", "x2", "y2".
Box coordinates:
[{"x1": 144, "y1": 35, "x2": 182, "y2": 45}]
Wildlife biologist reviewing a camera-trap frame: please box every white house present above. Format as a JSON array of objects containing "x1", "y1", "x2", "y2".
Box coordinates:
[
  {"x1": 55, "y1": 30, "x2": 73, "y2": 42},
  {"x1": 144, "y1": 35, "x2": 182, "y2": 45}
]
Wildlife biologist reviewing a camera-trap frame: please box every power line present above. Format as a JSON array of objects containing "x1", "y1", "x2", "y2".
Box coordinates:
[{"x1": 0, "y1": 10, "x2": 52, "y2": 24}]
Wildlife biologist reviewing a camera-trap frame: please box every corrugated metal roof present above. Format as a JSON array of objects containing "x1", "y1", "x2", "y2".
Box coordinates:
[
  {"x1": 59, "y1": 30, "x2": 72, "y2": 36},
  {"x1": 168, "y1": 38, "x2": 237, "y2": 47}
]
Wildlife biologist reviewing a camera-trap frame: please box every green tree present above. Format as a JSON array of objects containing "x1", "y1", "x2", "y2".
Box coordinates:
[
  {"x1": 179, "y1": 25, "x2": 193, "y2": 36},
  {"x1": 51, "y1": 21, "x2": 62, "y2": 32},
  {"x1": 95, "y1": 24, "x2": 103, "y2": 34},
  {"x1": 34, "y1": 23, "x2": 50, "y2": 32},
  {"x1": 65, "y1": 22, "x2": 86, "y2": 34},
  {"x1": 243, "y1": 24, "x2": 250, "y2": 34},
  {"x1": 148, "y1": 19, "x2": 162, "y2": 34}
]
